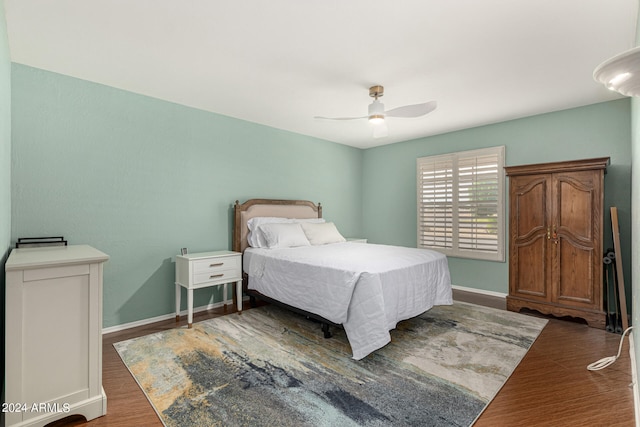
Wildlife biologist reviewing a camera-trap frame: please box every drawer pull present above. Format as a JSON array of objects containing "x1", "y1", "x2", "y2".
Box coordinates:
[
  {"x1": 209, "y1": 274, "x2": 224, "y2": 279},
  {"x1": 209, "y1": 262, "x2": 224, "y2": 268}
]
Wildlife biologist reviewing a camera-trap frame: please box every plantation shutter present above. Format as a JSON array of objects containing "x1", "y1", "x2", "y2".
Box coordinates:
[
  {"x1": 417, "y1": 157, "x2": 454, "y2": 250},
  {"x1": 417, "y1": 146, "x2": 505, "y2": 261},
  {"x1": 457, "y1": 153, "x2": 500, "y2": 253}
]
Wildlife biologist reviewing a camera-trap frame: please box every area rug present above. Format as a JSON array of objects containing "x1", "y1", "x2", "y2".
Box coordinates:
[{"x1": 114, "y1": 301, "x2": 547, "y2": 426}]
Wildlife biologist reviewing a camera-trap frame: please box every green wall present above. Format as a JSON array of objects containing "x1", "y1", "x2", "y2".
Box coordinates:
[
  {"x1": 0, "y1": 0, "x2": 10, "y2": 262},
  {"x1": 10, "y1": 63, "x2": 633, "y2": 329},
  {"x1": 362, "y1": 99, "x2": 632, "y2": 296},
  {"x1": 633, "y1": 87, "x2": 639, "y2": 404},
  {"x1": 0, "y1": 0, "x2": 11, "y2": 398},
  {"x1": 10, "y1": 64, "x2": 363, "y2": 328},
  {"x1": 631, "y1": 6, "x2": 640, "y2": 393}
]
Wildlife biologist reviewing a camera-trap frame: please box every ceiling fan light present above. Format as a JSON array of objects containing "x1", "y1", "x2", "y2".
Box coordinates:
[
  {"x1": 368, "y1": 99, "x2": 385, "y2": 114},
  {"x1": 369, "y1": 115, "x2": 385, "y2": 125},
  {"x1": 368, "y1": 99, "x2": 385, "y2": 124}
]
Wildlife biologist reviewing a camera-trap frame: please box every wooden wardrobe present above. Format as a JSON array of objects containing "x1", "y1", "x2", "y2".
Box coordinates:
[{"x1": 505, "y1": 157, "x2": 609, "y2": 329}]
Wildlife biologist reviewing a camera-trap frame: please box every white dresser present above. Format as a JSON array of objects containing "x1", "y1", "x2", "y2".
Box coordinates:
[{"x1": 4, "y1": 245, "x2": 109, "y2": 427}]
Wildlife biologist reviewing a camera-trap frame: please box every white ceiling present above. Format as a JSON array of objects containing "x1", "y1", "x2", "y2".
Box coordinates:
[{"x1": 3, "y1": 0, "x2": 638, "y2": 149}]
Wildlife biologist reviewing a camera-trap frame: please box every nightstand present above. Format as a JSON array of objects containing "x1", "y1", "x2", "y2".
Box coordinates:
[{"x1": 175, "y1": 250, "x2": 242, "y2": 328}]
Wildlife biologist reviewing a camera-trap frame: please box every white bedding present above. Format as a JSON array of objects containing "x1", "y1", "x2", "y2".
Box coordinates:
[{"x1": 244, "y1": 242, "x2": 452, "y2": 359}]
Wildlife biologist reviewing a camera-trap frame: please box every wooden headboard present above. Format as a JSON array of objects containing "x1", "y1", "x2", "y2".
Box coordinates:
[{"x1": 232, "y1": 199, "x2": 322, "y2": 253}]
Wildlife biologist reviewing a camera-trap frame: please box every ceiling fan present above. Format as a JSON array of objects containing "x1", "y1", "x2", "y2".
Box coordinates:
[{"x1": 314, "y1": 85, "x2": 437, "y2": 138}]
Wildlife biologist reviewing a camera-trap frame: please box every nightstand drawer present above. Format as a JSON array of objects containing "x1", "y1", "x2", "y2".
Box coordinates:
[
  {"x1": 193, "y1": 269, "x2": 240, "y2": 285},
  {"x1": 193, "y1": 256, "x2": 241, "y2": 274}
]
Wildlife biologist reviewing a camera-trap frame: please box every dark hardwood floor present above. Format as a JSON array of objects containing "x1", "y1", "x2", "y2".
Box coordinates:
[
  {"x1": 50, "y1": 291, "x2": 635, "y2": 426},
  {"x1": 454, "y1": 290, "x2": 635, "y2": 426}
]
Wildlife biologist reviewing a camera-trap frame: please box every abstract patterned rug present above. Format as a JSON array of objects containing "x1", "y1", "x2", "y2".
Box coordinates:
[{"x1": 114, "y1": 301, "x2": 547, "y2": 426}]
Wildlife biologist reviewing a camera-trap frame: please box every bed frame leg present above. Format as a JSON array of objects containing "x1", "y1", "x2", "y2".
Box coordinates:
[{"x1": 321, "y1": 323, "x2": 332, "y2": 339}]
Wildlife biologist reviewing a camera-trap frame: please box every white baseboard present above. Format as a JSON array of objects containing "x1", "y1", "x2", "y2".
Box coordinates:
[
  {"x1": 451, "y1": 284, "x2": 507, "y2": 299},
  {"x1": 631, "y1": 332, "x2": 639, "y2": 427},
  {"x1": 102, "y1": 299, "x2": 245, "y2": 335},
  {"x1": 103, "y1": 287, "x2": 505, "y2": 334}
]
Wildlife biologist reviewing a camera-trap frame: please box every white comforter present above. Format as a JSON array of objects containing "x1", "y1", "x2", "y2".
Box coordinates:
[{"x1": 244, "y1": 242, "x2": 452, "y2": 359}]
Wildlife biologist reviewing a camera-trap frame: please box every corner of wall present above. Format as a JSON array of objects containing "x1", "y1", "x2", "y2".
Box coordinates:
[
  {"x1": 631, "y1": 4, "x2": 640, "y2": 424},
  {"x1": 0, "y1": 0, "x2": 10, "y2": 407}
]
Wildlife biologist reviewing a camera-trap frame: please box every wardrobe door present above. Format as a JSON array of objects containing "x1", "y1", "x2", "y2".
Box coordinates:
[
  {"x1": 508, "y1": 173, "x2": 552, "y2": 302},
  {"x1": 552, "y1": 169, "x2": 602, "y2": 309}
]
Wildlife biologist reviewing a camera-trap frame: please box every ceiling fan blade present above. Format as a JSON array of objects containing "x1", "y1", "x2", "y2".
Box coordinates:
[
  {"x1": 314, "y1": 115, "x2": 367, "y2": 121},
  {"x1": 385, "y1": 100, "x2": 437, "y2": 118},
  {"x1": 372, "y1": 121, "x2": 388, "y2": 138}
]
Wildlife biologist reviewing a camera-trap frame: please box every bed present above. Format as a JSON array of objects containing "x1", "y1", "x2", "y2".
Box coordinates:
[{"x1": 232, "y1": 198, "x2": 452, "y2": 360}]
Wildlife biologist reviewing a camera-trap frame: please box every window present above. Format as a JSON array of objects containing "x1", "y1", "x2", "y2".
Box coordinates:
[{"x1": 417, "y1": 146, "x2": 505, "y2": 261}]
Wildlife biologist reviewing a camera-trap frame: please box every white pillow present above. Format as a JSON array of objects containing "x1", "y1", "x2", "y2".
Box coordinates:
[
  {"x1": 247, "y1": 217, "x2": 290, "y2": 248},
  {"x1": 292, "y1": 218, "x2": 326, "y2": 224},
  {"x1": 259, "y1": 222, "x2": 311, "y2": 248},
  {"x1": 247, "y1": 217, "x2": 325, "y2": 247},
  {"x1": 300, "y1": 222, "x2": 346, "y2": 245}
]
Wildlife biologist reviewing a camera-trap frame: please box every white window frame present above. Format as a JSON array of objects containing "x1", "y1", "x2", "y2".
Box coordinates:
[{"x1": 417, "y1": 146, "x2": 505, "y2": 262}]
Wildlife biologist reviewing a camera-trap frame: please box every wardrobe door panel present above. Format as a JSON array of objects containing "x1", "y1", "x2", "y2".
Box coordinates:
[
  {"x1": 514, "y1": 236, "x2": 548, "y2": 298},
  {"x1": 556, "y1": 241, "x2": 596, "y2": 305},
  {"x1": 514, "y1": 176, "x2": 548, "y2": 237},
  {"x1": 555, "y1": 171, "x2": 598, "y2": 244},
  {"x1": 509, "y1": 175, "x2": 551, "y2": 301}
]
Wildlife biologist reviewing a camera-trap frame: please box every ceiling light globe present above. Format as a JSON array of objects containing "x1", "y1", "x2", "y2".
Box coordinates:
[
  {"x1": 369, "y1": 115, "x2": 385, "y2": 125},
  {"x1": 594, "y1": 46, "x2": 640, "y2": 97}
]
